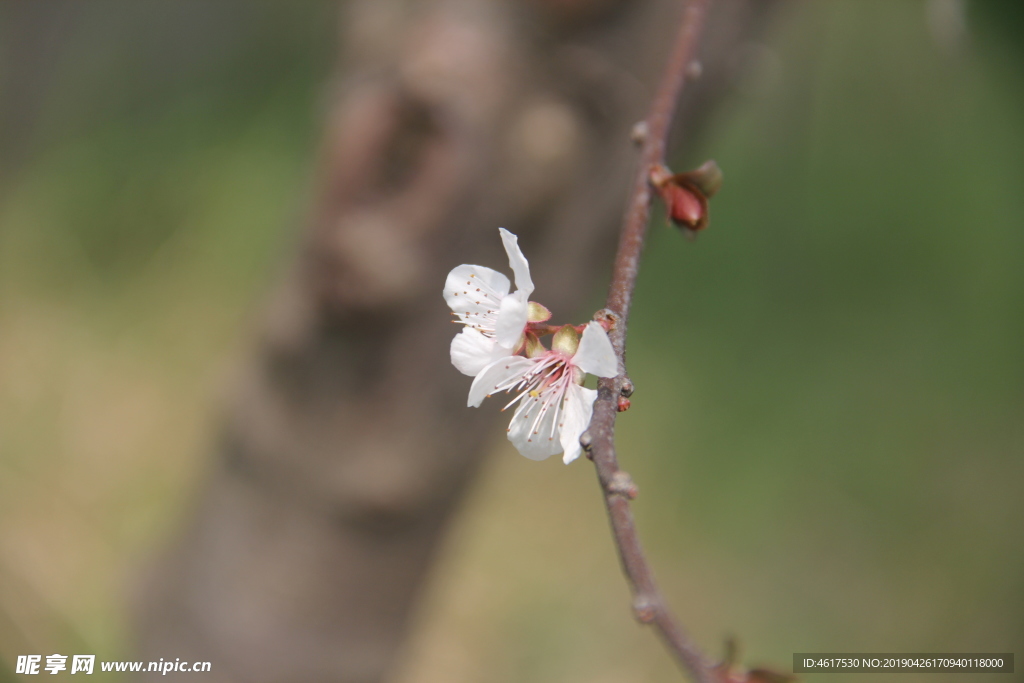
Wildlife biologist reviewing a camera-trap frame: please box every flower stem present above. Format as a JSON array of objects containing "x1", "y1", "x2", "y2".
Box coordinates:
[{"x1": 586, "y1": 1, "x2": 716, "y2": 682}]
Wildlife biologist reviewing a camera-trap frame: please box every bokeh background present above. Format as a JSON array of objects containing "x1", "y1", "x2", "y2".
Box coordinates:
[{"x1": 1, "y1": 1, "x2": 1021, "y2": 681}]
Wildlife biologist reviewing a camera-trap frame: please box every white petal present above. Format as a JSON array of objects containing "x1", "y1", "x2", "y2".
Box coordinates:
[
  {"x1": 467, "y1": 356, "x2": 535, "y2": 408},
  {"x1": 573, "y1": 321, "x2": 618, "y2": 378},
  {"x1": 450, "y1": 328, "x2": 510, "y2": 377},
  {"x1": 444, "y1": 264, "x2": 510, "y2": 325},
  {"x1": 559, "y1": 384, "x2": 597, "y2": 464},
  {"x1": 507, "y1": 388, "x2": 563, "y2": 461},
  {"x1": 495, "y1": 293, "x2": 528, "y2": 348},
  {"x1": 498, "y1": 228, "x2": 534, "y2": 299}
]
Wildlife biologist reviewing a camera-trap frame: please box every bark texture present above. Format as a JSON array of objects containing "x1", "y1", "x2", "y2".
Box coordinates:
[{"x1": 135, "y1": 1, "x2": 778, "y2": 681}]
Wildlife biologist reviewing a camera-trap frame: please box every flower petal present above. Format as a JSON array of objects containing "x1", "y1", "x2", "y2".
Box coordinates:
[
  {"x1": 559, "y1": 384, "x2": 596, "y2": 464},
  {"x1": 467, "y1": 356, "x2": 535, "y2": 408},
  {"x1": 450, "y1": 328, "x2": 510, "y2": 376},
  {"x1": 573, "y1": 321, "x2": 618, "y2": 378},
  {"x1": 498, "y1": 228, "x2": 534, "y2": 298},
  {"x1": 507, "y1": 389, "x2": 563, "y2": 461},
  {"x1": 444, "y1": 264, "x2": 510, "y2": 325},
  {"x1": 495, "y1": 293, "x2": 529, "y2": 348}
]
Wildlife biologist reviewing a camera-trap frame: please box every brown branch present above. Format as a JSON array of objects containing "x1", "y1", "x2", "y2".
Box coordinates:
[{"x1": 584, "y1": 1, "x2": 716, "y2": 682}]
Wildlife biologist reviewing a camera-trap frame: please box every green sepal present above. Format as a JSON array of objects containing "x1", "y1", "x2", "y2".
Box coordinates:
[
  {"x1": 551, "y1": 324, "x2": 580, "y2": 355},
  {"x1": 524, "y1": 331, "x2": 546, "y2": 358},
  {"x1": 527, "y1": 301, "x2": 552, "y2": 323}
]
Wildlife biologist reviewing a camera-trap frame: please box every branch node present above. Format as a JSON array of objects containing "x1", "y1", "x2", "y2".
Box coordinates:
[
  {"x1": 630, "y1": 120, "x2": 649, "y2": 145},
  {"x1": 608, "y1": 471, "x2": 638, "y2": 499},
  {"x1": 620, "y1": 378, "x2": 635, "y2": 397},
  {"x1": 632, "y1": 596, "x2": 659, "y2": 623},
  {"x1": 579, "y1": 429, "x2": 593, "y2": 452},
  {"x1": 593, "y1": 308, "x2": 620, "y2": 331}
]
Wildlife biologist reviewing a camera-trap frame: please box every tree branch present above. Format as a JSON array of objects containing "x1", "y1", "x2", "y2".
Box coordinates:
[{"x1": 585, "y1": 1, "x2": 715, "y2": 682}]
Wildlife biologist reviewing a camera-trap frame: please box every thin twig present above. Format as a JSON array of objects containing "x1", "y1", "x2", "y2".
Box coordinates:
[{"x1": 585, "y1": 1, "x2": 715, "y2": 682}]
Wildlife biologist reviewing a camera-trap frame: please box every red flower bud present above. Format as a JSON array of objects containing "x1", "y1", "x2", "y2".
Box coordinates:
[
  {"x1": 649, "y1": 160, "x2": 721, "y2": 237},
  {"x1": 665, "y1": 182, "x2": 705, "y2": 228}
]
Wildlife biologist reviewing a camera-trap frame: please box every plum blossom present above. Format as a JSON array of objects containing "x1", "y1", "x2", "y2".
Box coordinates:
[
  {"x1": 468, "y1": 322, "x2": 617, "y2": 464},
  {"x1": 445, "y1": 229, "x2": 620, "y2": 464},
  {"x1": 444, "y1": 228, "x2": 545, "y2": 376}
]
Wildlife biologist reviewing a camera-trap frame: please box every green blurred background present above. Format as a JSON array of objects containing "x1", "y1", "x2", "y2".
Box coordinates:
[{"x1": 1, "y1": 1, "x2": 1021, "y2": 681}]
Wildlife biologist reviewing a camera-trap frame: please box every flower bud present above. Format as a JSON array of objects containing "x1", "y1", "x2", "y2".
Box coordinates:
[
  {"x1": 649, "y1": 160, "x2": 721, "y2": 236},
  {"x1": 664, "y1": 183, "x2": 704, "y2": 227}
]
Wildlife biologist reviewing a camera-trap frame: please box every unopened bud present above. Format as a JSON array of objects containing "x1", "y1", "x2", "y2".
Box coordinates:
[
  {"x1": 617, "y1": 396, "x2": 631, "y2": 412},
  {"x1": 665, "y1": 183, "x2": 704, "y2": 227},
  {"x1": 649, "y1": 160, "x2": 721, "y2": 235}
]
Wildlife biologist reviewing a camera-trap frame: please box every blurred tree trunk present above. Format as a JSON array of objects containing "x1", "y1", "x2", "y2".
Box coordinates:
[
  {"x1": 136, "y1": 1, "x2": 776, "y2": 681},
  {"x1": 0, "y1": 1, "x2": 80, "y2": 189}
]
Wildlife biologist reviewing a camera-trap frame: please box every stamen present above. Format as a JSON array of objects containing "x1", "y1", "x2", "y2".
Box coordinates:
[
  {"x1": 527, "y1": 383, "x2": 560, "y2": 438},
  {"x1": 550, "y1": 384, "x2": 569, "y2": 438}
]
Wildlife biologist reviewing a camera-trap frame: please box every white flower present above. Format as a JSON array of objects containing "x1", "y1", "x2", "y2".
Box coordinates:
[
  {"x1": 468, "y1": 321, "x2": 618, "y2": 464},
  {"x1": 444, "y1": 228, "x2": 536, "y2": 376}
]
